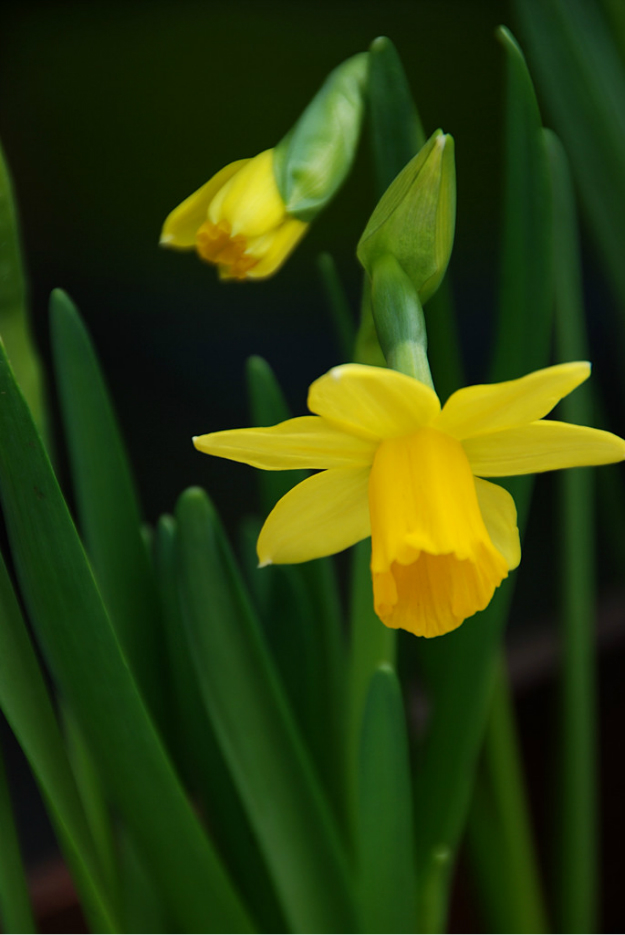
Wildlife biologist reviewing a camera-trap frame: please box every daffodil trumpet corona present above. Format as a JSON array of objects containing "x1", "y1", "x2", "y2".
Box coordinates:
[
  {"x1": 194, "y1": 362, "x2": 625, "y2": 638},
  {"x1": 160, "y1": 150, "x2": 309, "y2": 281}
]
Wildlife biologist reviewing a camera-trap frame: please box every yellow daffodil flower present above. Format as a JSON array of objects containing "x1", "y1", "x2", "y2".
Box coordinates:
[
  {"x1": 160, "y1": 149, "x2": 308, "y2": 280},
  {"x1": 194, "y1": 362, "x2": 625, "y2": 638}
]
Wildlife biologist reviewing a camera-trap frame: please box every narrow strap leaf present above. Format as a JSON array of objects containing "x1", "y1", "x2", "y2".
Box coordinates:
[
  {"x1": 0, "y1": 140, "x2": 47, "y2": 441},
  {"x1": 0, "y1": 342, "x2": 253, "y2": 934},
  {"x1": 356, "y1": 665, "x2": 417, "y2": 934},
  {"x1": 491, "y1": 26, "x2": 553, "y2": 381},
  {"x1": 245, "y1": 355, "x2": 346, "y2": 816},
  {"x1": 317, "y1": 252, "x2": 356, "y2": 360},
  {"x1": 514, "y1": 0, "x2": 625, "y2": 319},
  {"x1": 175, "y1": 487, "x2": 357, "y2": 934},
  {"x1": 413, "y1": 29, "x2": 554, "y2": 932},
  {"x1": 465, "y1": 660, "x2": 549, "y2": 933},
  {"x1": 50, "y1": 289, "x2": 167, "y2": 729},
  {"x1": 548, "y1": 128, "x2": 598, "y2": 934},
  {"x1": 0, "y1": 548, "x2": 118, "y2": 932},
  {"x1": 368, "y1": 36, "x2": 426, "y2": 195},
  {"x1": 156, "y1": 515, "x2": 286, "y2": 933}
]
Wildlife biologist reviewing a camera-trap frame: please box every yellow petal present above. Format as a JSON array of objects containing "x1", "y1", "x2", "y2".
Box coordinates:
[
  {"x1": 464, "y1": 420, "x2": 625, "y2": 476},
  {"x1": 368, "y1": 426, "x2": 508, "y2": 638},
  {"x1": 209, "y1": 149, "x2": 286, "y2": 238},
  {"x1": 193, "y1": 416, "x2": 376, "y2": 470},
  {"x1": 308, "y1": 364, "x2": 441, "y2": 442},
  {"x1": 257, "y1": 467, "x2": 371, "y2": 564},
  {"x1": 160, "y1": 160, "x2": 249, "y2": 248},
  {"x1": 245, "y1": 218, "x2": 309, "y2": 279},
  {"x1": 433, "y1": 362, "x2": 591, "y2": 439},
  {"x1": 474, "y1": 478, "x2": 521, "y2": 570}
]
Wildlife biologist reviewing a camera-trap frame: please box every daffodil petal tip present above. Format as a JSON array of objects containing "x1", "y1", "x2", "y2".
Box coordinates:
[
  {"x1": 258, "y1": 558, "x2": 273, "y2": 568},
  {"x1": 160, "y1": 233, "x2": 174, "y2": 246}
]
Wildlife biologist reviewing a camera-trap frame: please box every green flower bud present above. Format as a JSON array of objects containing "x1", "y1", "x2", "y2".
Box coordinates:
[
  {"x1": 357, "y1": 129, "x2": 456, "y2": 304},
  {"x1": 273, "y1": 53, "x2": 369, "y2": 222}
]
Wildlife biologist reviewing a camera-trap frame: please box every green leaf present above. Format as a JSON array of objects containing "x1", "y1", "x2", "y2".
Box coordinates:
[
  {"x1": 368, "y1": 36, "x2": 426, "y2": 196},
  {"x1": 413, "y1": 28, "x2": 553, "y2": 932},
  {"x1": 0, "y1": 140, "x2": 47, "y2": 440},
  {"x1": 50, "y1": 289, "x2": 166, "y2": 728},
  {"x1": 0, "y1": 341, "x2": 253, "y2": 934},
  {"x1": 245, "y1": 355, "x2": 346, "y2": 816},
  {"x1": 465, "y1": 661, "x2": 549, "y2": 933},
  {"x1": 0, "y1": 742, "x2": 37, "y2": 934},
  {"x1": 156, "y1": 515, "x2": 285, "y2": 933},
  {"x1": 175, "y1": 487, "x2": 357, "y2": 934},
  {"x1": 491, "y1": 26, "x2": 553, "y2": 381},
  {"x1": 548, "y1": 128, "x2": 598, "y2": 934},
  {"x1": 316, "y1": 252, "x2": 356, "y2": 361},
  {"x1": 0, "y1": 548, "x2": 117, "y2": 932},
  {"x1": 514, "y1": 0, "x2": 625, "y2": 321},
  {"x1": 356, "y1": 665, "x2": 417, "y2": 934}
]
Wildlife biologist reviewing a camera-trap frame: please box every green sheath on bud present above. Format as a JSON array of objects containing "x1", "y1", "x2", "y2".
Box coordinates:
[
  {"x1": 357, "y1": 129, "x2": 456, "y2": 304},
  {"x1": 273, "y1": 53, "x2": 369, "y2": 222},
  {"x1": 370, "y1": 253, "x2": 434, "y2": 388}
]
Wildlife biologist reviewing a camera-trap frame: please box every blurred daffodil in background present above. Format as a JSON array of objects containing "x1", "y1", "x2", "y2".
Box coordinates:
[
  {"x1": 194, "y1": 361, "x2": 625, "y2": 637},
  {"x1": 160, "y1": 150, "x2": 309, "y2": 280},
  {"x1": 160, "y1": 52, "x2": 368, "y2": 279}
]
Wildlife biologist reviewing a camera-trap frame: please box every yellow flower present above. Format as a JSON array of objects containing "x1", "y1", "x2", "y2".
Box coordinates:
[
  {"x1": 160, "y1": 149, "x2": 308, "y2": 280},
  {"x1": 193, "y1": 362, "x2": 625, "y2": 637}
]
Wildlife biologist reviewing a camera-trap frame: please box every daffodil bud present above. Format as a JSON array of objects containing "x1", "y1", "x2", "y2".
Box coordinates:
[
  {"x1": 160, "y1": 151, "x2": 308, "y2": 281},
  {"x1": 357, "y1": 129, "x2": 456, "y2": 304},
  {"x1": 160, "y1": 53, "x2": 368, "y2": 281},
  {"x1": 273, "y1": 53, "x2": 369, "y2": 222}
]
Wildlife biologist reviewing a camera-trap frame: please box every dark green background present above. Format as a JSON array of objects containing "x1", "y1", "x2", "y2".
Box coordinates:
[{"x1": 0, "y1": 0, "x2": 512, "y2": 525}]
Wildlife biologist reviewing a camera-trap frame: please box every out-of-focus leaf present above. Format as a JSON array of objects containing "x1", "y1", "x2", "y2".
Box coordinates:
[
  {"x1": 413, "y1": 28, "x2": 553, "y2": 932},
  {"x1": 0, "y1": 141, "x2": 47, "y2": 439},
  {"x1": 548, "y1": 128, "x2": 598, "y2": 934},
  {"x1": 515, "y1": 0, "x2": 625, "y2": 321}
]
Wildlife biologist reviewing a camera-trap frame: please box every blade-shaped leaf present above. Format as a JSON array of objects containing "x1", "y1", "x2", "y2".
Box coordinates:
[
  {"x1": 368, "y1": 36, "x2": 426, "y2": 196},
  {"x1": 548, "y1": 128, "x2": 598, "y2": 934},
  {"x1": 0, "y1": 141, "x2": 47, "y2": 439},
  {"x1": 175, "y1": 486, "x2": 357, "y2": 934},
  {"x1": 50, "y1": 289, "x2": 166, "y2": 728},
  {"x1": 0, "y1": 549, "x2": 117, "y2": 932},
  {"x1": 156, "y1": 515, "x2": 286, "y2": 933},
  {"x1": 413, "y1": 28, "x2": 553, "y2": 932},
  {"x1": 245, "y1": 355, "x2": 346, "y2": 816},
  {"x1": 0, "y1": 341, "x2": 253, "y2": 934},
  {"x1": 515, "y1": 0, "x2": 625, "y2": 320},
  {"x1": 356, "y1": 665, "x2": 417, "y2": 934}
]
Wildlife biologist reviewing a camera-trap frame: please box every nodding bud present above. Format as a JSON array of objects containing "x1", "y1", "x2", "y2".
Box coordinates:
[
  {"x1": 272, "y1": 52, "x2": 369, "y2": 222},
  {"x1": 357, "y1": 129, "x2": 456, "y2": 304}
]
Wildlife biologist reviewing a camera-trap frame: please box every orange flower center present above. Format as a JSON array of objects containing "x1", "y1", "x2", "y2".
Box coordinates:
[{"x1": 196, "y1": 219, "x2": 259, "y2": 279}]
